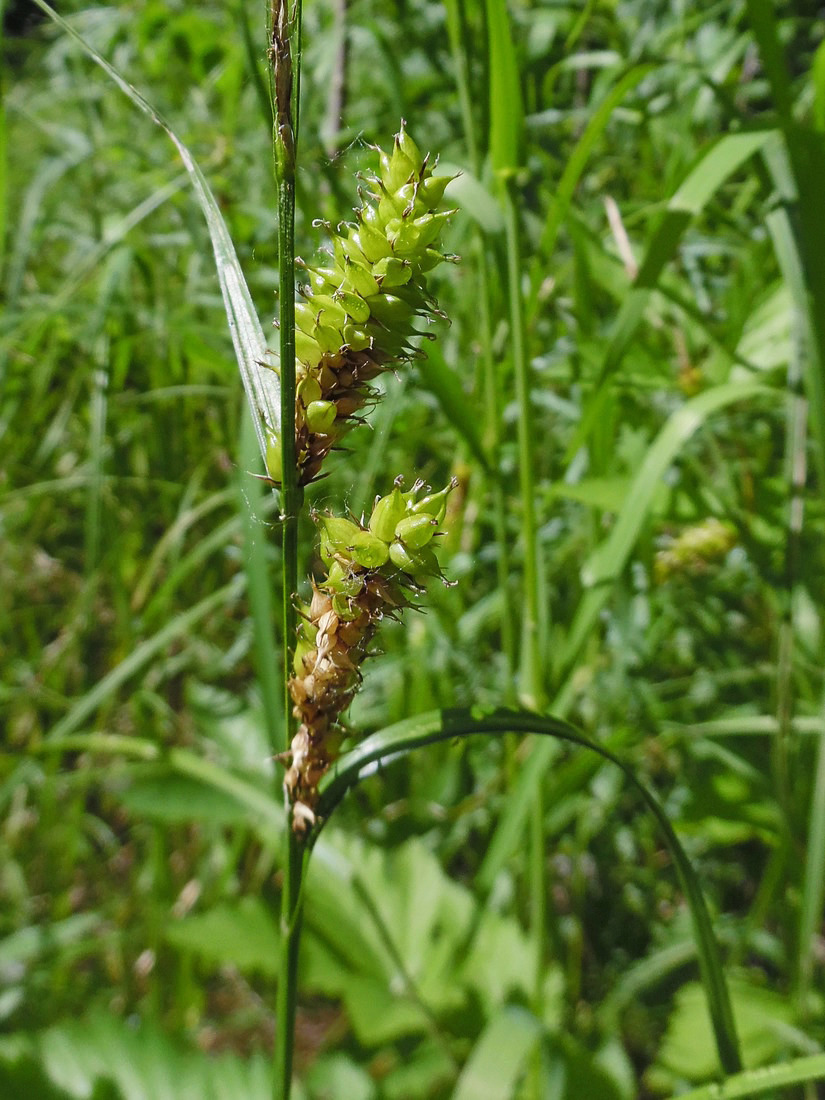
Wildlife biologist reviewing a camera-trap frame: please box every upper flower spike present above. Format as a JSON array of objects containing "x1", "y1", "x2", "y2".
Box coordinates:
[{"x1": 285, "y1": 123, "x2": 457, "y2": 485}]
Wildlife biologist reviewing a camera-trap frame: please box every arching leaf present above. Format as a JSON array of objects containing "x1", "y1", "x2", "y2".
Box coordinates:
[{"x1": 316, "y1": 706, "x2": 742, "y2": 1076}]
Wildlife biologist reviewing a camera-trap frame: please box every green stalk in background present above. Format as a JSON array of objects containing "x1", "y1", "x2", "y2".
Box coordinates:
[
  {"x1": 483, "y1": 0, "x2": 545, "y2": 696},
  {"x1": 503, "y1": 182, "x2": 543, "y2": 709},
  {"x1": 485, "y1": 3, "x2": 547, "y2": 1093},
  {"x1": 747, "y1": 1, "x2": 825, "y2": 1026},
  {"x1": 444, "y1": 0, "x2": 517, "y2": 698}
]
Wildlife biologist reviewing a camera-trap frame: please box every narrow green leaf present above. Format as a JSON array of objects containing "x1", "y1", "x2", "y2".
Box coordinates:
[
  {"x1": 317, "y1": 706, "x2": 742, "y2": 1075},
  {"x1": 540, "y1": 64, "x2": 656, "y2": 258},
  {"x1": 675, "y1": 1053, "x2": 825, "y2": 1099},
  {"x1": 486, "y1": 0, "x2": 523, "y2": 173},
  {"x1": 797, "y1": 716, "x2": 825, "y2": 996},
  {"x1": 417, "y1": 346, "x2": 492, "y2": 474},
  {"x1": 744, "y1": 0, "x2": 794, "y2": 120},
  {"x1": 46, "y1": 577, "x2": 246, "y2": 742},
  {"x1": 169, "y1": 749, "x2": 284, "y2": 838},
  {"x1": 580, "y1": 382, "x2": 771, "y2": 588},
  {"x1": 30, "y1": 0, "x2": 280, "y2": 468},
  {"x1": 765, "y1": 152, "x2": 825, "y2": 499},
  {"x1": 812, "y1": 39, "x2": 825, "y2": 132},
  {"x1": 567, "y1": 130, "x2": 776, "y2": 460},
  {"x1": 669, "y1": 132, "x2": 777, "y2": 215},
  {"x1": 238, "y1": 409, "x2": 284, "y2": 757},
  {"x1": 452, "y1": 1006, "x2": 541, "y2": 1100},
  {"x1": 483, "y1": 381, "x2": 771, "y2": 913},
  {"x1": 555, "y1": 382, "x2": 773, "y2": 689},
  {"x1": 0, "y1": 63, "x2": 7, "y2": 281},
  {"x1": 130, "y1": 487, "x2": 236, "y2": 614},
  {"x1": 436, "y1": 163, "x2": 504, "y2": 234}
]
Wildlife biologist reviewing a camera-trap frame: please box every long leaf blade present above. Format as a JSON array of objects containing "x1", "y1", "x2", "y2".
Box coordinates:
[
  {"x1": 31, "y1": 0, "x2": 281, "y2": 467},
  {"x1": 540, "y1": 64, "x2": 656, "y2": 259},
  {"x1": 676, "y1": 1052, "x2": 825, "y2": 1100},
  {"x1": 480, "y1": 381, "x2": 773, "y2": 934},
  {"x1": 568, "y1": 130, "x2": 776, "y2": 459},
  {"x1": 486, "y1": 0, "x2": 523, "y2": 173},
  {"x1": 452, "y1": 1006, "x2": 541, "y2": 1100},
  {"x1": 579, "y1": 381, "x2": 772, "y2": 588},
  {"x1": 317, "y1": 706, "x2": 742, "y2": 1075}
]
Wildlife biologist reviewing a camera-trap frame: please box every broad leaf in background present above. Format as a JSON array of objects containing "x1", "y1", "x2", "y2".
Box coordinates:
[
  {"x1": 0, "y1": 1013, "x2": 271, "y2": 1100},
  {"x1": 651, "y1": 980, "x2": 820, "y2": 1092},
  {"x1": 165, "y1": 898, "x2": 281, "y2": 979},
  {"x1": 301, "y1": 832, "x2": 557, "y2": 1045}
]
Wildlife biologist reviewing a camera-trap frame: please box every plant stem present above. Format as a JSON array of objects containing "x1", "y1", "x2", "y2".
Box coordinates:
[
  {"x1": 444, "y1": 0, "x2": 516, "y2": 698},
  {"x1": 504, "y1": 178, "x2": 547, "y2": 1099},
  {"x1": 275, "y1": 832, "x2": 305, "y2": 1098},
  {"x1": 503, "y1": 180, "x2": 543, "y2": 709},
  {"x1": 269, "y1": 4, "x2": 304, "y2": 1098},
  {"x1": 480, "y1": 242, "x2": 518, "y2": 701},
  {"x1": 278, "y1": 161, "x2": 299, "y2": 737}
]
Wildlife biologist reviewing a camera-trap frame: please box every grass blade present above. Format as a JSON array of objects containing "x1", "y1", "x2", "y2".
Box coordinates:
[
  {"x1": 486, "y1": 0, "x2": 523, "y2": 174},
  {"x1": 540, "y1": 64, "x2": 656, "y2": 260},
  {"x1": 476, "y1": 379, "x2": 771, "y2": 1057},
  {"x1": 416, "y1": 346, "x2": 491, "y2": 475},
  {"x1": 764, "y1": 158, "x2": 825, "y2": 500},
  {"x1": 317, "y1": 706, "x2": 742, "y2": 1075},
  {"x1": 46, "y1": 577, "x2": 245, "y2": 741},
  {"x1": 479, "y1": 382, "x2": 773, "y2": 912},
  {"x1": 797, "y1": 700, "x2": 825, "y2": 999},
  {"x1": 579, "y1": 382, "x2": 771, "y2": 589},
  {"x1": 675, "y1": 1053, "x2": 825, "y2": 1100},
  {"x1": 568, "y1": 130, "x2": 776, "y2": 459},
  {"x1": 30, "y1": 0, "x2": 280, "y2": 469},
  {"x1": 452, "y1": 1006, "x2": 541, "y2": 1100},
  {"x1": 744, "y1": 0, "x2": 793, "y2": 120},
  {"x1": 238, "y1": 409, "x2": 284, "y2": 760}
]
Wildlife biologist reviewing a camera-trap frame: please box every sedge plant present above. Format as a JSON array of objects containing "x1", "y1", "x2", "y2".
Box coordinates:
[
  {"x1": 29, "y1": 2, "x2": 767, "y2": 1097},
  {"x1": 265, "y1": 9, "x2": 741, "y2": 1095}
]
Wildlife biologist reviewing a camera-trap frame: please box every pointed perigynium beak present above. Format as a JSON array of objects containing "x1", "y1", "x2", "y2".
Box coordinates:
[
  {"x1": 284, "y1": 477, "x2": 458, "y2": 832},
  {"x1": 288, "y1": 124, "x2": 457, "y2": 486}
]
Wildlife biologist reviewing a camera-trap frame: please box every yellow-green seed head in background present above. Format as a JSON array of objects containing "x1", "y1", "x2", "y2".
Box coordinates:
[
  {"x1": 654, "y1": 517, "x2": 736, "y2": 583},
  {"x1": 287, "y1": 124, "x2": 456, "y2": 485}
]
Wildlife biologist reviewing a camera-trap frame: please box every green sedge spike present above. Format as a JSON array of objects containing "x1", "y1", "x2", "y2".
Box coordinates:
[
  {"x1": 284, "y1": 476, "x2": 456, "y2": 830},
  {"x1": 285, "y1": 123, "x2": 456, "y2": 485}
]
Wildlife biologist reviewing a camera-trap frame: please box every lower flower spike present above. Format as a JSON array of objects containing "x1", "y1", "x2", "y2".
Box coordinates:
[{"x1": 283, "y1": 476, "x2": 457, "y2": 832}]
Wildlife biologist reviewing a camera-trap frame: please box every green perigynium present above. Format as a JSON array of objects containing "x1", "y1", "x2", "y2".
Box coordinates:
[
  {"x1": 285, "y1": 476, "x2": 457, "y2": 829},
  {"x1": 283, "y1": 123, "x2": 456, "y2": 485}
]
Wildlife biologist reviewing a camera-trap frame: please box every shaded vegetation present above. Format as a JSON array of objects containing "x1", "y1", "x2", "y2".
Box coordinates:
[{"x1": 2, "y1": 0, "x2": 825, "y2": 1097}]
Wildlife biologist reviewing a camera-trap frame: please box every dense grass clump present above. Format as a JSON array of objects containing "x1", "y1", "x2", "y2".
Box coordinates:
[{"x1": 3, "y1": 1, "x2": 825, "y2": 1098}]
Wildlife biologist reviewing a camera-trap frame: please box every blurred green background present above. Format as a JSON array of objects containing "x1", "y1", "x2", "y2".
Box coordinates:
[{"x1": 2, "y1": 1, "x2": 825, "y2": 1097}]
